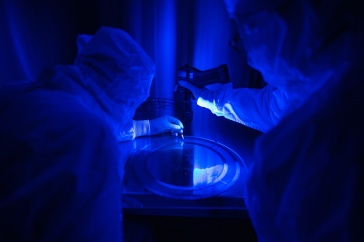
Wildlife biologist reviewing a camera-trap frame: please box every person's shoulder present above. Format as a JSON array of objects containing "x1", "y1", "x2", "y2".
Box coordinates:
[
  {"x1": 0, "y1": 88, "x2": 111, "y2": 141},
  {"x1": 35, "y1": 90, "x2": 111, "y2": 135}
]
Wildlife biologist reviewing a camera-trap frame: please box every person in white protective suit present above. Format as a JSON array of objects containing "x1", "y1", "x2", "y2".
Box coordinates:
[
  {"x1": 181, "y1": 0, "x2": 364, "y2": 241},
  {"x1": 0, "y1": 27, "x2": 183, "y2": 241}
]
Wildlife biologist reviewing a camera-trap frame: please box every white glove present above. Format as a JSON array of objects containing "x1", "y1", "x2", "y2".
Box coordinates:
[
  {"x1": 149, "y1": 115, "x2": 184, "y2": 135},
  {"x1": 133, "y1": 115, "x2": 184, "y2": 138},
  {"x1": 179, "y1": 80, "x2": 222, "y2": 115},
  {"x1": 179, "y1": 81, "x2": 208, "y2": 100}
]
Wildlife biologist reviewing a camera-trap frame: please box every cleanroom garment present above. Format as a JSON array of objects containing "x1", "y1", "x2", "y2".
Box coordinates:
[
  {"x1": 0, "y1": 85, "x2": 123, "y2": 241},
  {"x1": 0, "y1": 26, "x2": 155, "y2": 241},
  {"x1": 220, "y1": 0, "x2": 364, "y2": 241},
  {"x1": 245, "y1": 67, "x2": 364, "y2": 242},
  {"x1": 72, "y1": 26, "x2": 154, "y2": 141},
  {"x1": 197, "y1": 0, "x2": 360, "y2": 133},
  {"x1": 196, "y1": 83, "x2": 287, "y2": 132}
]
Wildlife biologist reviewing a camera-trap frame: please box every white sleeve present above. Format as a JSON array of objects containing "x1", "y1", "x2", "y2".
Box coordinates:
[
  {"x1": 115, "y1": 120, "x2": 150, "y2": 142},
  {"x1": 197, "y1": 84, "x2": 288, "y2": 133}
]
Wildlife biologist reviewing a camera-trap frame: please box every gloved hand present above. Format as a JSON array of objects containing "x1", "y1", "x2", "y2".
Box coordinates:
[
  {"x1": 149, "y1": 115, "x2": 184, "y2": 136},
  {"x1": 179, "y1": 81, "x2": 209, "y2": 100},
  {"x1": 179, "y1": 80, "x2": 220, "y2": 115}
]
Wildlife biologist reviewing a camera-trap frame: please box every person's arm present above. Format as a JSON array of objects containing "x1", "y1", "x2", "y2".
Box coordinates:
[
  {"x1": 223, "y1": 84, "x2": 288, "y2": 132},
  {"x1": 179, "y1": 81, "x2": 288, "y2": 133}
]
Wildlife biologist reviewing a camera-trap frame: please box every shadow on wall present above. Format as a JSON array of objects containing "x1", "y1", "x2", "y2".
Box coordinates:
[{"x1": 0, "y1": 0, "x2": 121, "y2": 83}]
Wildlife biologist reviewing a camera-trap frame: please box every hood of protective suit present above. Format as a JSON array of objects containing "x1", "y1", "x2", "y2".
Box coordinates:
[
  {"x1": 75, "y1": 27, "x2": 154, "y2": 129},
  {"x1": 224, "y1": 0, "x2": 364, "y2": 100},
  {"x1": 49, "y1": 27, "x2": 155, "y2": 136}
]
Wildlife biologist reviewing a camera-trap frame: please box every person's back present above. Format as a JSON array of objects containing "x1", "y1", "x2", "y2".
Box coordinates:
[
  {"x1": 226, "y1": 0, "x2": 364, "y2": 240},
  {"x1": 0, "y1": 80, "x2": 123, "y2": 241},
  {"x1": 0, "y1": 26, "x2": 158, "y2": 241},
  {"x1": 246, "y1": 64, "x2": 364, "y2": 241}
]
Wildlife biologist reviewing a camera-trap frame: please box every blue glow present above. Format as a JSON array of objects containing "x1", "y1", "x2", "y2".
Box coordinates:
[
  {"x1": 151, "y1": 0, "x2": 176, "y2": 99},
  {"x1": 193, "y1": 165, "x2": 225, "y2": 187},
  {"x1": 192, "y1": 0, "x2": 230, "y2": 69},
  {"x1": 1, "y1": 1, "x2": 93, "y2": 83},
  {"x1": 189, "y1": 0, "x2": 234, "y2": 139},
  {"x1": 1, "y1": 2, "x2": 32, "y2": 81}
]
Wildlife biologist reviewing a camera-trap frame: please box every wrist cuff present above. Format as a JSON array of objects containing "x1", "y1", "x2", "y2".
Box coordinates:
[{"x1": 133, "y1": 120, "x2": 151, "y2": 137}]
